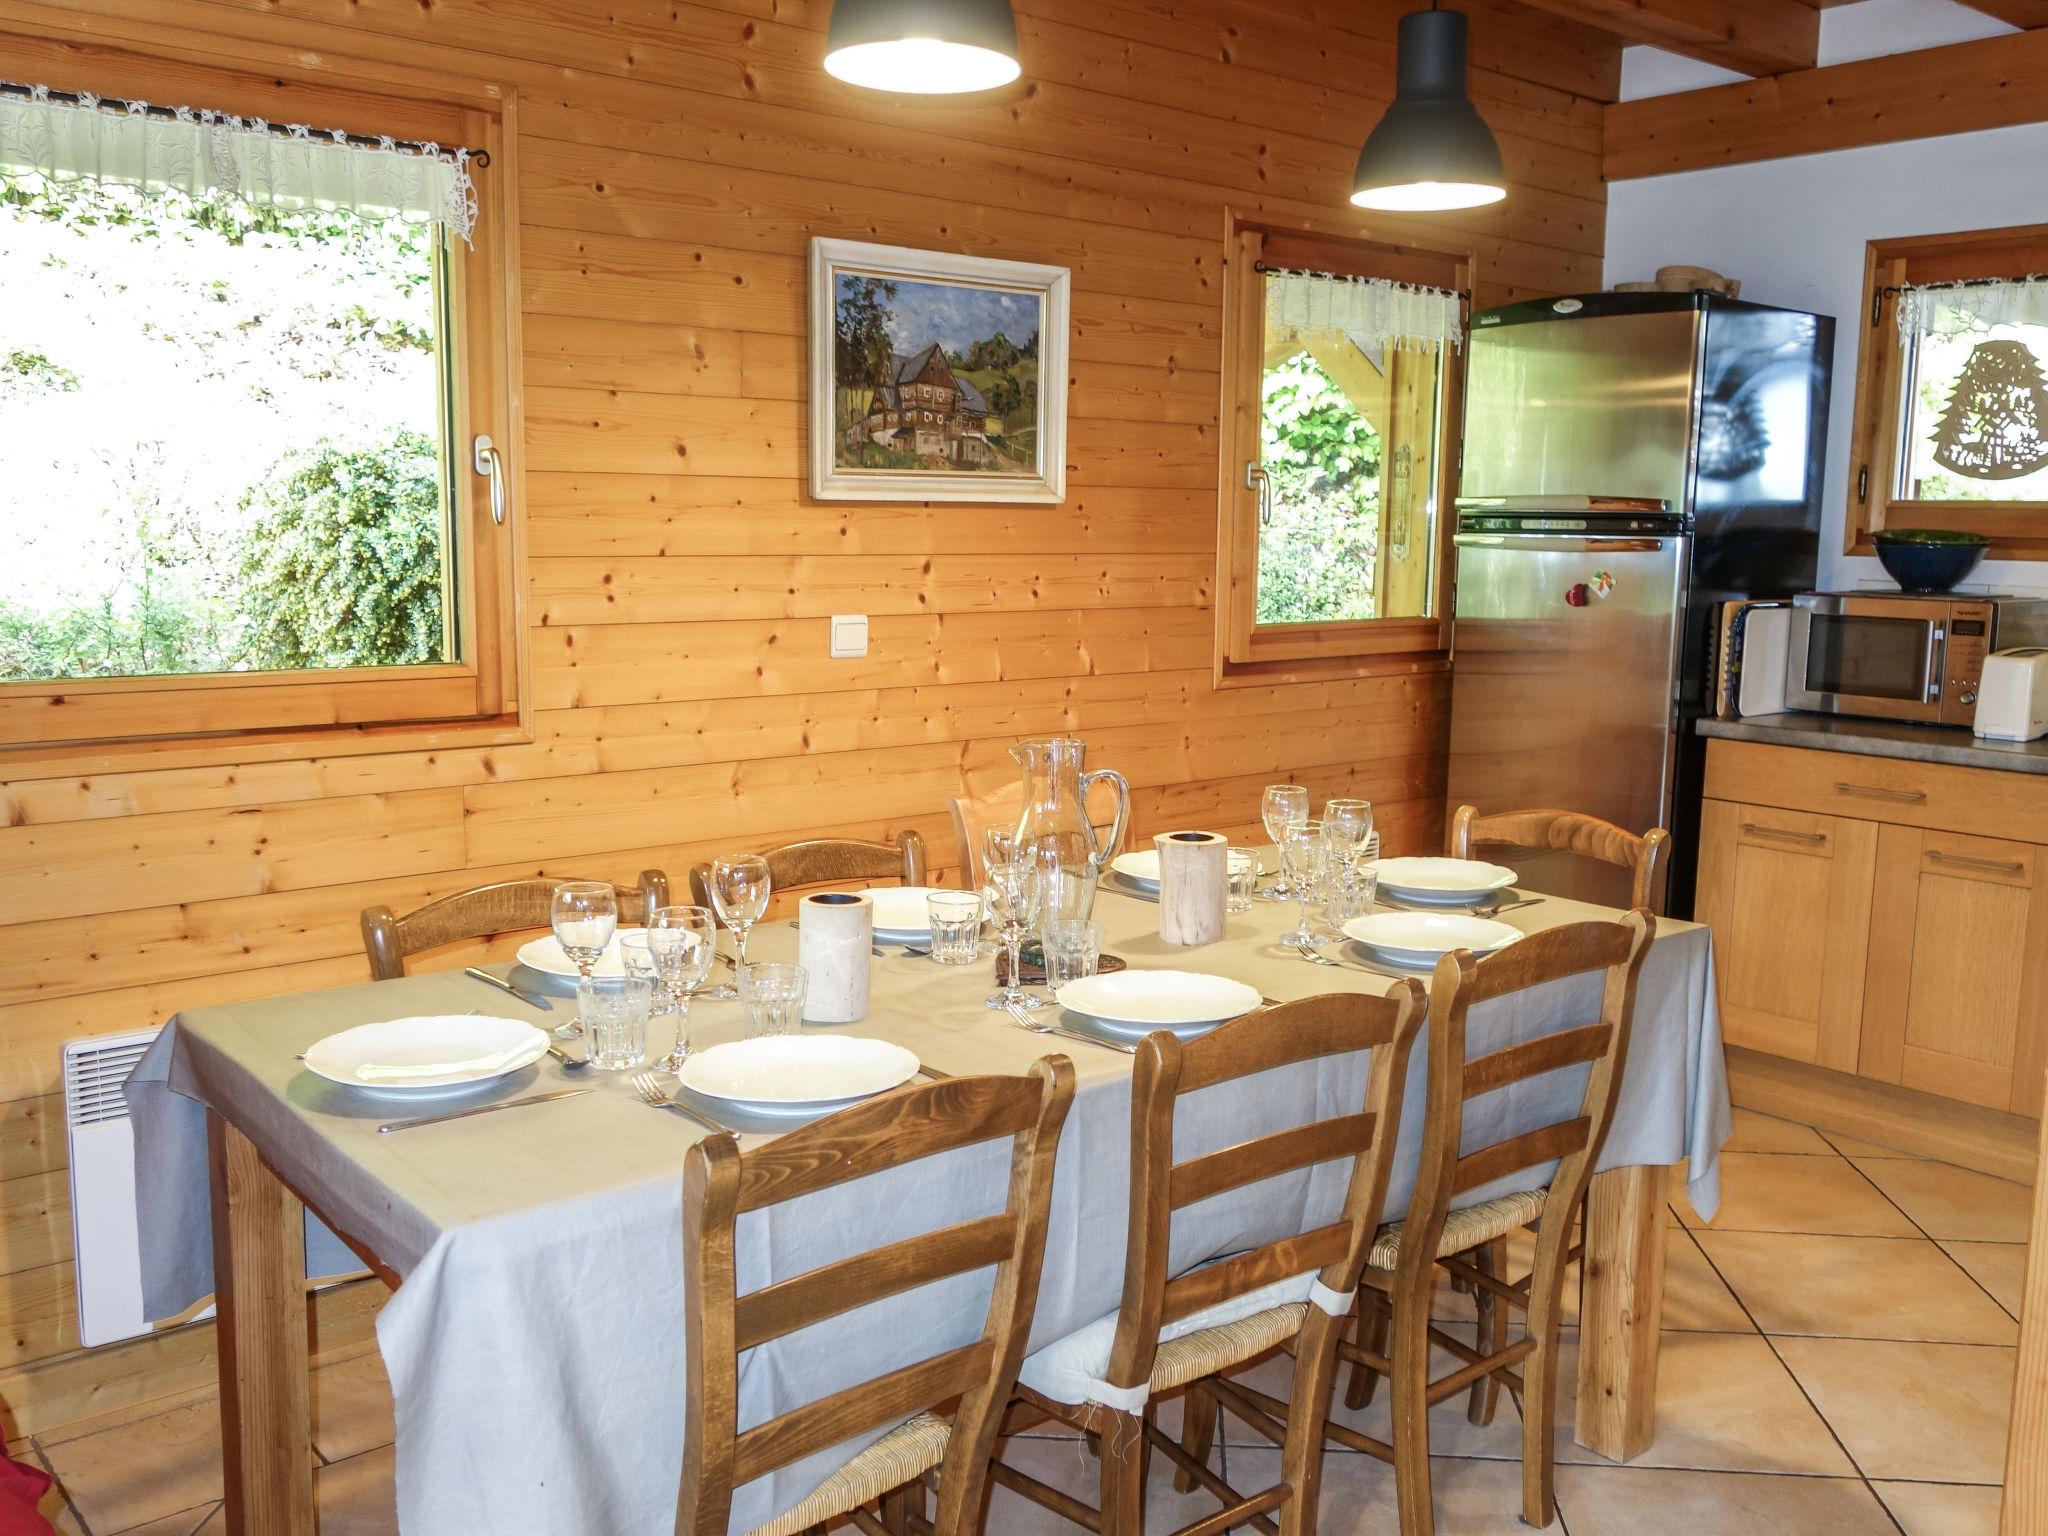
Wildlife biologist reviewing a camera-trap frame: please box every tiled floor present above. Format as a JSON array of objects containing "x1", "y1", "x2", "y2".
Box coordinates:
[{"x1": 19, "y1": 1108, "x2": 2028, "y2": 1534}]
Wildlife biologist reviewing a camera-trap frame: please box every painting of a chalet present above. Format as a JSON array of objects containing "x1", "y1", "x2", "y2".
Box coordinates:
[{"x1": 849, "y1": 343, "x2": 998, "y2": 467}]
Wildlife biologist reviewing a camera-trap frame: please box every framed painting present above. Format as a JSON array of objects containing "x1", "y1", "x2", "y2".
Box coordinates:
[{"x1": 808, "y1": 238, "x2": 1070, "y2": 503}]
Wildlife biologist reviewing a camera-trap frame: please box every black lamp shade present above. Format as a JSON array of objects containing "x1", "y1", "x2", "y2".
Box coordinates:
[
  {"x1": 824, "y1": 0, "x2": 1022, "y2": 93},
  {"x1": 1351, "y1": 10, "x2": 1506, "y2": 212}
]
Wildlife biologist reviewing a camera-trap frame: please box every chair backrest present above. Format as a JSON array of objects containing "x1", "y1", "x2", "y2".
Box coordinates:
[
  {"x1": 680, "y1": 1058, "x2": 1076, "y2": 1536},
  {"x1": 358, "y1": 869, "x2": 672, "y2": 981},
  {"x1": 1101, "y1": 985, "x2": 1426, "y2": 1396},
  {"x1": 1394, "y1": 911, "x2": 1656, "y2": 1302},
  {"x1": 950, "y1": 782, "x2": 1125, "y2": 889},
  {"x1": 687, "y1": 831, "x2": 926, "y2": 908},
  {"x1": 1450, "y1": 805, "x2": 1672, "y2": 916}
]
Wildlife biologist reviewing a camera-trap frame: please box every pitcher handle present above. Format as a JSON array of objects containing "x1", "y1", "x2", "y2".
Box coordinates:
[{"x1": 1080, "y1": 768, "x2": 1132, "y2": 873}]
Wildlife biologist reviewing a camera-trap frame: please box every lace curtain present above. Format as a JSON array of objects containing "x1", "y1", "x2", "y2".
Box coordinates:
[
  {"x1": 1265, "y1": 270, "x2": 1464, "y2": 355},
  {"x1": 1895, "y1": 276, "x2": 2048, "y2": 341},
  {"x1": 0, "y1": 84, "x2": 477, "y2": 243}
]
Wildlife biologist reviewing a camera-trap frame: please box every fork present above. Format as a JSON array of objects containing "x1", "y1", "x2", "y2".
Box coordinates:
[{"x1": 629, "y1": 1071, "x2": 739, "y2": 1137}]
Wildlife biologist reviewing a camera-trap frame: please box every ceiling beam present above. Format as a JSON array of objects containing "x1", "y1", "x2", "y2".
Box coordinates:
[
  {"x1": 1951, "y1": 1, "x2": 2048, "y2": 26},
  {"x1": 1507, "y1": 0, "x2": 1819, "y2": 76},
  {"x1": 1606, "y1": 26, "x2": 2048, "y2": 178}
]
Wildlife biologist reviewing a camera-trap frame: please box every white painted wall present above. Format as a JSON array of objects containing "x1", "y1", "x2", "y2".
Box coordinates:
[{"x1": 1604, "y1": 124, "x2": 2048, "y2": 593}]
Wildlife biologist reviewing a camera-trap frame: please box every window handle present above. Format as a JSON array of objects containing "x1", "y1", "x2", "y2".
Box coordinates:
[
  {"x1": 473, "y1": 435, "x2": 507, "y2": 527},
  {"x1": 1245, "y1": 461, "x2": 1272, "y2": 526}
]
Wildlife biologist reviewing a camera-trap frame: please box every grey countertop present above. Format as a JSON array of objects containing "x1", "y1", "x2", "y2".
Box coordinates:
[{"x1": 1697, "y1": 712, "x2": 2048, "y2": 775}]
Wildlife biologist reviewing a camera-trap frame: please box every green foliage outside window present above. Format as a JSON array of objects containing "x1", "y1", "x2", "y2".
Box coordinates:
[{"x1": 1255, "y1": 352, "x2": 1383, "y2": 625}]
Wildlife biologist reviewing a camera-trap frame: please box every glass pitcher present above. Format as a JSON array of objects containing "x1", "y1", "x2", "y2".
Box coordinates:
[{"x1": 1010, "y1": 737, "x2": 1131, "y2": 926}]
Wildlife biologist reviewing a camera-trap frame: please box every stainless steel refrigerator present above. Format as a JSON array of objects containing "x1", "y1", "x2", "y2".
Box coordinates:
[{"x1": 1447, "y1": 292, "x2": 1834, "y2": 914}]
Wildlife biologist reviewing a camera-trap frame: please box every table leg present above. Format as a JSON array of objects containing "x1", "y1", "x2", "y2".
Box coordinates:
[
  {"x1": 208, "y1": 1111, "x2": 315, "y2": 1536},
  {"x1": 1574, "y1": 1164, "x2": 1668, "y2": 1461}
]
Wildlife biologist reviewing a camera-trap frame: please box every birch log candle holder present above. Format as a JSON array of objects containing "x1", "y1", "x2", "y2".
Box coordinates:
[
  {"x1": 1156, "y1": 830, "x2": 1228, "y2": 947},
  {"x1": 799, "y1": 891, "x2": 871, "y2": 1023}
]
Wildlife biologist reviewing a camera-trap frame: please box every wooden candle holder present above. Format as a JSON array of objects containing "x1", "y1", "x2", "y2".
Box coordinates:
[{"x1": 1156, "y1": 830, "x2": 1228, "y2": 946}]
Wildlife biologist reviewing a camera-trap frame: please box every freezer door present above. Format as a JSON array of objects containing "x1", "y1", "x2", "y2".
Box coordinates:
[{"x1": 1446, "y1": 532, "x2": 1690, "y2": 908}]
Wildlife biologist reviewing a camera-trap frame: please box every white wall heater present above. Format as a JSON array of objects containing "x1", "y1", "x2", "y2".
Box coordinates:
[{"x1": 63, "y1": 1028, "x2": 160, "y2": 1348}]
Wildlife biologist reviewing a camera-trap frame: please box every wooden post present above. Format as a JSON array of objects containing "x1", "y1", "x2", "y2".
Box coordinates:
[
  {"x1": 208, "y1": 1112, "x2": 315, "y2": 1536},
  {"x1": 1574, "y1": 1163, "x2": 1668, "y2": 1461},
  {"x1": 2000, "y1": 1096, "x2": 2048, "y2": 1533}
]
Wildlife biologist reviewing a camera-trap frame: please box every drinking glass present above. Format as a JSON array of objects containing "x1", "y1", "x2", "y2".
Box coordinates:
[
  {"x1": 984, "y1": 828, "x2": 1052, "y2": 1012},
  {"x1": 1322, "y1": 798, "x2": 1375, "y2": 868},
  {"x1": 578, "y1": 972, "x2": 652, "y2": 1070},
  {"x1": 709, "y1": 855, "x2": 772, "y2": 972},
  {"x1": 619, "y1": 933, "x2": 664, "y2": 1014},
  {"x1": 1321, "y1": 864, "x2": 1379, "y2": 939},
  {"x1": 1226, "y1": 847, "x2": 1259, "y2": 914},
  {"x1": 1260, "y1": 784, "x2": 1310, "y2": 899},
  {"x1": 551, "y1": 881, "x2": 617, "y2": 981},
  {"x1": 927, "y1": 891, "x2": 983, "y2": 966},
  {"x1": 739, "y1": 962, "x2": 807, "y2": 1038},
  {"x1": 1280, "y1": 823, "x2": 1327, "y2": 948},
  {"x1": 1043, "y1": 918, "x2": 1103, "y2": 990},
  {"x1": 648, "y1": 905, "x2": 717, "y2": 1071}
]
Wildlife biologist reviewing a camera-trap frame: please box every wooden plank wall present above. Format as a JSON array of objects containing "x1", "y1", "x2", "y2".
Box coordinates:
[{"x1": 0, "y1": 0, "x2": 1617, "y2": 1435}]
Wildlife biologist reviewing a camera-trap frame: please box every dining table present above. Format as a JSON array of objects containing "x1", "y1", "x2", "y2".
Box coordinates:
[{"x1": 125, "y1": 857, "x2": 1728, "y2": 1536}]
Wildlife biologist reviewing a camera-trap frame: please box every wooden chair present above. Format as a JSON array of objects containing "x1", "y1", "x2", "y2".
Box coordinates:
[
  {"x1": 1308, "y1": 910, "x2": 1656, "y2": 1534},
  {"x1": 680, "y1": 1058, "x2": 1076, "y2": 1536},
  {"x1": 686, "y1": 831, "x2": 927, "y2": 908},
  {"x1": 950, "y1": 782, "x2": 1124, "y2": 889},
  {"x1": 993, "y1": 984, "x2": 1427, "y2": 1536},
  {"x1": 1450, "y1": 804, "x2": 1672, "y2": 915},
  {"x1": 358, "y1": 870, "x2": 672, "y2": 981}
]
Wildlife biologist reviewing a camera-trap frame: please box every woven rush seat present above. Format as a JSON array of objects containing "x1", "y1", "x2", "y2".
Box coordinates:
[
  {"x1": 1152, "y1": 1303, "x2": 1309, "y2": 1395},
  {"x1": 1368, "y1": 1186, "x2": 1550, "y2": 1269},
  {"x1": 748, "y1": 1411, "x2": 951, "y2": 1536}
]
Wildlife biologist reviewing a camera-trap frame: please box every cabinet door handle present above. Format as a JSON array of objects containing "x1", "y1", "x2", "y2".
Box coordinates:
[
  {"x1": 1833, "y1": 781, "x2": 1927, "y2": 804},
  {"x1": 1741, "y1": 823, "x2": 1828, "y2": 845},
  {"x1": 1927, "y1": 850, "x2": 2026, "y2": 876}
]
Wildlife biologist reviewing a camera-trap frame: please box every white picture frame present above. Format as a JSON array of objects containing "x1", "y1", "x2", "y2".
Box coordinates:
[{"x1": 808, "y1": 237, "x2": 1070, "y2": 503}]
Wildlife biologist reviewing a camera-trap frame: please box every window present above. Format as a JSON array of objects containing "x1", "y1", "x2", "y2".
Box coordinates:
[
  {"x1": 1216, "y1": 221, "x2": 1466, "y2": 678},
  {"x1": 0, "y1": 50, "x2": 518, "y2": 755},
  {"x1": 1848, "y1": 223, "x2": 2048, "y2": 558}
]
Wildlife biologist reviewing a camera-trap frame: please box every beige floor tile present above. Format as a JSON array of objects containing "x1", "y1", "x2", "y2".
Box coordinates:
[
  {"x1": 190, "y1": 1506, "x2": 225, "y2": 1535},
  {"x1": 1775, "y1": 1337, "x2": 2015, "y2": 1483},
  {"x1": 1663, "y1": 1229, "x2": 1755, "y2": 1333},
  {"x1": 1552, "y1": 1329, "x2": 1853, "y2": 1474},
  {"x1": 1683, "y1": 1152, "x2": 1918, "y2": 1237},
  {"x1": 1297, "y1": 1450, "x2": 1535, "y2": 1534},
  {"x1": 312, "y1": 1348, "x2": 398, "y2": 1463},
  {"x1": 1555, "y1": 1464, "x2": 1898, "y2": 1536},
  {"x1": 1874, "y1": 1480, "x2": 2007, "y2": 1536},
  {"x1": 1943, "y1": 1241, "x2": 2028, "y2": 1316},
  {"x1": 1694, "y1": 1231, "x2": 2016, "y2": 1344},
  {"x1": 41, "y1": 1399, "x2": 224, "y2": 1536},
  {"x1": 1823, "y1": 1131, "x2": 1929, "y2": 1160},
  {"x1": 108, "y1": 1504, "x2": 218, "y2": 1536},
  {"x1": 1853, "y1": 1160, "x2": 2034, "y2": 1243},
  {"x1": 47, "y1": 1507, "x2": 86, "y2": 1536},
  {"x1": 315, "y1": 1444, "x2": 398, "y2": 1536},
  {"x1": 1725, "y1": 1108, "x2": 1837, "y2": 1155}
]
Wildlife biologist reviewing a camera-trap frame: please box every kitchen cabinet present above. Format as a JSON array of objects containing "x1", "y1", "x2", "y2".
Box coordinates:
[{"x1": 1698, "y1": 738, "x2": 2048, "y2": 1118}]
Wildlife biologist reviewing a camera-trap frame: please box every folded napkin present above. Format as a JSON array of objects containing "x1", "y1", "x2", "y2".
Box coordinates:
[{"x1": 354, "y1": 1040, "x2": 539, "y2": 1082}]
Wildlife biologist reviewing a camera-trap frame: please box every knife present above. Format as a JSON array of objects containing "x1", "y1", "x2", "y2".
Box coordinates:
[
  {"x1": 377, "y1": 1087, "x2": 589, "y2": 1134},
  {"x1": 465, "y1": 967, "x2": 553, "y2": 1011}
]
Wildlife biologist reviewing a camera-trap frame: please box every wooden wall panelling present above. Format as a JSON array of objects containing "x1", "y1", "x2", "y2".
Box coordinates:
[{"x1": 0, "y1": 0, "x2": 1600, "y2": 1439}]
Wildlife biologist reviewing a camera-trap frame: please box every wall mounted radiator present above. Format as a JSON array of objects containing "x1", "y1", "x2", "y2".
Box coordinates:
[{"x1": 62, "y1": 1028, "x2": 160, "y2": 1348}]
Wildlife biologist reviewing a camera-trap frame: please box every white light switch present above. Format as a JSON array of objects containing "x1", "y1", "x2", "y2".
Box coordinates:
[{"x1": 829, "y1": 613, "x2": 868, "y2": 659}]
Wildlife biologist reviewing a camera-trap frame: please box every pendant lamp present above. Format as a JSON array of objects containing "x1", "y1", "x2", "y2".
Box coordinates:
[
  {"x1": 823, "y1": 0, "x2": 1022, "y2": 93},
  {"x1": 1351, "y1": 7, "x2": 1506, "y2": 212}
]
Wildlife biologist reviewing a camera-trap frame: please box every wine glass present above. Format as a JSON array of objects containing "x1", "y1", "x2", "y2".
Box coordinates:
[
  {"x1": 708, "y1": 855, "x2": 772, "y2": 972},
  {"x1": 647, "y1": 906, "x2": 716, "y2": 1071},
  {"x1": 550, "y1": 881, "x2": 617, "y2": 982},
  {"x1": 1322, "y1": 798, "x2": 1375, "y2": 874},
  {"x1": 1261, "y1": 784, "x2": 1310, "y2": 900},
  {"x1": 1279, "y1": 822, "x2": 1327, "y2": 949},
  {"x1": 984, "y1": 829, "x2": 1052, "y2": 1013}
]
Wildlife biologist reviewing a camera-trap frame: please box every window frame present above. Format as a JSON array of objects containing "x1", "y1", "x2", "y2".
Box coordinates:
[
  {"x1": 0, "y1": 31, "x2": 527, "y2": 764},
  {"x1": 1214, "y1": 214, "x2": 1469, "y2": 686},
  {"x1": 1846, "y1": 222, "x2": 2048, "y2": 561}
]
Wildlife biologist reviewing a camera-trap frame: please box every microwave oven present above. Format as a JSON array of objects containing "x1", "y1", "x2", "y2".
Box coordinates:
[{"x1": 1784, "y1": 591, "x2": 2048, "y2": 726}]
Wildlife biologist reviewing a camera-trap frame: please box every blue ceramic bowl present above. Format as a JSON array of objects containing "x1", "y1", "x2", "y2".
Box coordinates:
[{"x1": 1873, "y1": 530, "x2": 1989, "y2": 594}]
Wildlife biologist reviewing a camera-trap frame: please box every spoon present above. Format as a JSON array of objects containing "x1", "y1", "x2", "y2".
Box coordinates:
[{"x1": 546, "y1": 1042, "x2": 590, "y2": 1073}]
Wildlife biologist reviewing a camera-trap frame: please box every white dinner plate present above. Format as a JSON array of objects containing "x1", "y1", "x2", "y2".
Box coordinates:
[
  {"x1": 1341, "y1": 912, "x2": 1524, "y2": 969},
  {"x1": 1109, "y1": 851, "x2": 1268, "y2": 890},
  {"x1": 1366, "y1": 857, "x2": 1518, "y2": 906},
  {"x1": 514, "y1": 927, "x2": 647, "y2": 979},
  {"x1": 679, "y1": 1036, "x2": 921, "y2": 1118},
  {"x1": 1055, "y1": 970, "x2": 1263, "y2": 1041},
  {"x1": 860, "y1": 886, "x2": 963, "y2": 940},
  {"x1": 302, "y1": 1016, "x2": 548, "y2": 1098}
]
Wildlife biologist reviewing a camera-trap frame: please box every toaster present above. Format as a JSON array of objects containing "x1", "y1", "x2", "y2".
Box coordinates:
[{"x1": 1974, "y1": 648, "x2": 2048, "y2": 742}]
